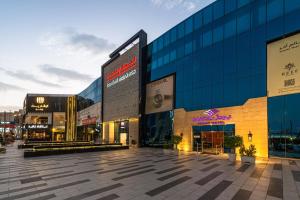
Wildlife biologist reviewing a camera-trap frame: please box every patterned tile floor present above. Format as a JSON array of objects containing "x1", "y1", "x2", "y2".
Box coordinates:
[{"x1": 0, "y1": 143, "x2": 300, "y2": 200}]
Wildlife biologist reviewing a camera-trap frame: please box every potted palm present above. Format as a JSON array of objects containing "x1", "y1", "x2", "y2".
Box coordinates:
[
  {"x1": 171, "y1": 135, "x2": 183, "y2": 150},
  {"x1": 224, "y1": 135, "x2": 243, "y2": 162},
  {"x1": 239, "y1": 144, "x2": 256, "y2": 164}
]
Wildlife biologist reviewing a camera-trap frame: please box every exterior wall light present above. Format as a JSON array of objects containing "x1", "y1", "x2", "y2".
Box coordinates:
[{"x1": 248, "y1": 131, "x2": 253, "y2": 142}]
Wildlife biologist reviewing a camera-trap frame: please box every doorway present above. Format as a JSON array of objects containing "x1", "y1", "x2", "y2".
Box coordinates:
[{"x1": 201, "y1": 131, "x2": 224, "y2": 154}]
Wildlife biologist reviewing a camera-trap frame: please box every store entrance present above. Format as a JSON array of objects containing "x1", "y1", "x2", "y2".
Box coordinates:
[
  {"x1": 193, "y1": 125, "x2": 235, "y2": 154},
  {"x1": 114, "y1": 120, "x2": 129, "y2": 145},
  {"x1": 201, "y1": 131, "x2": 224, "y2": 154}
]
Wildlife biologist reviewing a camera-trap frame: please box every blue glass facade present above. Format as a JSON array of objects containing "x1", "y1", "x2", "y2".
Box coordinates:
[
  {"x1": 77, "y1": 77, "x2": 102, "y2": 111},
  {"x1": 144, "y1": 0, "x2": 300, "y2": 157}
]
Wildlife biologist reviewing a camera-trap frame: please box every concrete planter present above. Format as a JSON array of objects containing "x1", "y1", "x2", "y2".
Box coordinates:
[
  {"x1": 228, "y1": 153, "x2": 236, "y2": 162},
  {"x1": 241, "y1": 156, "x2": 255, "y2": 164}
]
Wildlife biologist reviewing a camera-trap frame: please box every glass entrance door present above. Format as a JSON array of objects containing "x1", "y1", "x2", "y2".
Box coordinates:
[{"x1": 201, "y1": 131, "x2": 224, "y2": 154}]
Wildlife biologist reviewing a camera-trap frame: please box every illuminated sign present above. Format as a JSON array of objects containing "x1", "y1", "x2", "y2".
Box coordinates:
[
  {"x1": 36, "y1": 97, "x2": 45, "y2": 104},
  {"x1": 106, "y1": 56, "x2": 137, "y2": 88},
  {"x1": 192, "y1": 109, "x2": 232, "y2": 125},
  {"x1": 27, "y1": 124, "x2": 49, "y2": 129},
  {"x1": 268, "y1": 33, "x2": 300, "y2": 97},
  {"x1": 31, "y1": 96, "x2": 49, "y2": 111}
]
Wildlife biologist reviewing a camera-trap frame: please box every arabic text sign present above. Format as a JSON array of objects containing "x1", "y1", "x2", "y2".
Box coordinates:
[
  {"x1": 192, "y1": 109, "x2": 232, "y2": 125},
  {"x1": 268, "y1": 33, "x2": 300, "y2": 97}
]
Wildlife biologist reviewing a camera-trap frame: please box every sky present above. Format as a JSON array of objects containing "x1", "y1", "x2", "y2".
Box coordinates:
[{"x1": 0, "y1": 0, "x2": 216, "y2": 112}]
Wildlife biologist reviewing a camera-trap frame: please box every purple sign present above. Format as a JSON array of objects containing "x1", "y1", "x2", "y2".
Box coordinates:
[{"x1": 192, "y1": 109, "x2": 232, "y2": 125}]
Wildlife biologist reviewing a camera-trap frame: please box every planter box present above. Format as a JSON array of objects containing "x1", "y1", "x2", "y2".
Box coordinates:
[
  {"x1": 228, "y1": 153, "x2": 236, "y2": 162},
  {"x1": 241, "y1": 156, "x2": 255, "y2": 164}
]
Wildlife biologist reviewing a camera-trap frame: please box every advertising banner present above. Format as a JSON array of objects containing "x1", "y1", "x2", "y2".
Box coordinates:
[
  {"x1": 145, "y1": 75, "x2": 174, "y2": 114},
  {"x1": 268, "y1": 33, "x2": 300, "y2": 97},
  {"x1": 103, "y1": 43, "x2": 140, "y2": 121},
  {"x1": 77, "y1": 102, "x2": 101, "y2": 126}
]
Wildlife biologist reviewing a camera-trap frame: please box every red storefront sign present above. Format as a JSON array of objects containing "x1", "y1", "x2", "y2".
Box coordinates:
[
  {"x1": 106, "y1": 56, "x2": 137, "y2": 82},
  {"x1": 82, "y1": 117, "x2": 97, "y2": 125}
]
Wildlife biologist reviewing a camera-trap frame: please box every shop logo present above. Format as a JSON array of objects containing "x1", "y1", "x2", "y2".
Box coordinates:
[
  {"x1": 31, "y1": 97, "x2": 49, "y2": 111},
  {"x1": 106, "y1": 56, "x2": 137, "y2": 82},
  {"x1": 281, "y1": 63, "x2": 298, "y2": 87},
  {"x1": 192, "y1": 109, "x2": 232, "y2": 125},
  {"x1": 36, "y1": 97, "x2": 45, "y2": 104},
  {"x1": 203, "y1": 109, "x2": 219, "y2": 117}
]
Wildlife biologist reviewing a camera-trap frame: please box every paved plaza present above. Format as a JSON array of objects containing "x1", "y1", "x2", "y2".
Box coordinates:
[{"x1": 0, "y1": 144, "x2": 300, "y2": 200}]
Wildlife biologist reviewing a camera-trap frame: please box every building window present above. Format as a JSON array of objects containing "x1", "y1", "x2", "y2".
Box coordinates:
[
  {"x1": 185, "y1": 17, "x2": 193, "y2": 35},
  {"x1": 158, "y1": 37, "x2": 163, "y2": 51},
  {"x1": 213, "y1": 26, "x2": 223, "y2": 43},
  {"x1": 213, "y1": 0, "x2": 224, "y2": 20},
  {"x1": 194, "y1": 11, "x2": 202, "y2": 29},
  {"x1": 163, "y1": 53, "x2": 170, "y2": 65},
  {"x1": 237, "y1": 13, "x2": 250, "y2": 34},
  {"x1": 170, "y1": 27, "x2": 177, "y2": 43},
  {"x1": 285, "y1": 0, "x2": 300, "y2": 13},
  {"x1": 185, "y1": 41, "x2": 193, "y2": 55},
  {"x1": 177, "y1": 22, "x2": 185, "y2": 39},
  {"x1": 267, "y1": 0, "x2": 283, "y2": 22},
  {"x1": 224, "y1": 18, "x2": 236, "y2": 38},
  {"x1": 152, "y1": 40, "x2": 158, "y2": 53},
  {"x1": 164, "y1": 32, "x2": 170, "y2": 47},
  {"x1": 203, "y1": 30, "x2": 212, "y2": 47},
  {"x1": 158, "y1": 57, "x2": 163, "y2": 67},
  {"x1": 203, "y1": 6, "x2": 213, "y2": 25},
  {"x1": 225, "y1": 0, "x2": 236, "y2": 14},
  {"x1": 170, "y1": 50, "x2": 177, "y2": 62},
  {"x1": 238, "y1": 0, "x2": 251, "y2": 8}
]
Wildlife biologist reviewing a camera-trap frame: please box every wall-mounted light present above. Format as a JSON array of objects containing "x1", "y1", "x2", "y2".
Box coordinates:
[{"x1": 248, "y1": 131, "x2": 253, "y2": 142}]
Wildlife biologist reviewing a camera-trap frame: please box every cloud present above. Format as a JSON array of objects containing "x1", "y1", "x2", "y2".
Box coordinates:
[
  {"x1": 0, "y1": 67, "x2": 61, "y2": 88},
  {"x1": 40, "y1": 28, "x2": 116, "y2": 55},
  {"x1": 0, "y1": 81, "x2": 24, "y2": 91},
  {"x1": 39, "y1": 64, "x2": 94, "y2": 82},
  {"x1": 150, "y1": 0, "x2": 215, "y2": 11}
]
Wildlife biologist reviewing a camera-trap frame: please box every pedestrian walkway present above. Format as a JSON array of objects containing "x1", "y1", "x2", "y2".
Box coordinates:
[{"x1": 0, "y1": 142, "x2": 299, "y2": 200}]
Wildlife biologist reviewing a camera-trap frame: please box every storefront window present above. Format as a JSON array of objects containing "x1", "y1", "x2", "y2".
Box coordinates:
[
  {"x1": 268, "y1": 94, "x2": 300, "y2": 158},
  {"x1": 143, "y1": 111, "x2": 174, "y2": 147}
]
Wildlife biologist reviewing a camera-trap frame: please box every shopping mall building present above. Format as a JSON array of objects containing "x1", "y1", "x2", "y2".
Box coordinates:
[
  {"x1": 99, "y1": 0, "x2": 300, "y2": 159},
  {"x1": 23, "y1": 0, "x2": 300, "y2": 159}
]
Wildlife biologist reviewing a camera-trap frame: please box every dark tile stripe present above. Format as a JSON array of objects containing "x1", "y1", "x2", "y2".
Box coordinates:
[
  {"x1": 292, "y1": 170, "x2": 300, "y2": 182},
  {"x1": 64, "y1": 183, "x2": 123, "y2": 200},
  {"x1": 146, "y1": 176, "x2": 192, "y2": 197},
  {"x1": 237, "y1": 164, "x2": 250, "y2": 172},
  {"x1": 267, "y1": 177, "x2": 283, "y2": 199},
  {"x1": 200, "y1": 163, "x2": 220, "y2": 172},
  {"x1": 174, "y1": 158, "x2": 194, "y2": 164},
  {"x1": 203, "y1": 159, "x2": 217, "y2": 165},
  {"x1": 0, "y1": 183, "x2": 47, "y2": 195},
  {"x1": 30, "y1": 194, "x2": 56, "y2": 200},
  {"x1": 0, "y1": 179, "x2": 90, "y2": 200},
  {"x1": 98, "y1": 165, "x2": 139, "y2": 175},
  {"x1": 95, "y1": 194, "x2": 119, "y2": 200},
  {"x1": 195, "y1": 171, "x2": 223, "y2": 185},
  {"x1": 112, "y1": 169, "x2": 156, "y2": 181},
  {"x1": 20, "y1": 170, "x2": 75, "y2": 184},
  {"x1": 0, "y1": 173, "x2": 39, "y2": 181},
  {"x1": 250, "y1": 168, "x2": 264, "y2": 178},
  {"x1": 123, "y1": 160, "x2": 152, "y2": 166},
  {"x1": 19, "y1": 165, "x2": 77, "y2": 174},
  {"x1": 198, "y1": 180, "x2": 232, "y2": 200},
  {"x1": 158, "y1": 169, "x2": 191, "y2": 181},
  {"x1": 43, "y1": 168, "x2": 103, "y2": 181},
  {"x1": 117, "y1": 165, "x2": 154, "y2": 174},
  {"x1": 232, "y1": 189, "x2": 252, "y2": 200},
  {"x1": 153, "y1": 158, "x2": 173, "y2": 163},
  {"x1": 197, "y1": 157, "x2": 211, "y2": 162},
  {"x1": 155, "y1": 165, "x2": 185, "y2": 174},
  {"x1": 273, "y1": 164, "x2": 282, "y2": 171}
]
